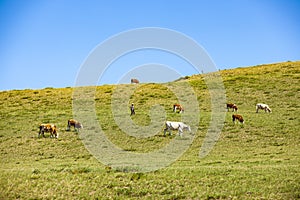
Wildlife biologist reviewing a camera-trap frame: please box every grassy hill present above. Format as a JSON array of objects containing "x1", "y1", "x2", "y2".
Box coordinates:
[{"x1": 0, "y1": 61, "x2": 299, "y2": 199}]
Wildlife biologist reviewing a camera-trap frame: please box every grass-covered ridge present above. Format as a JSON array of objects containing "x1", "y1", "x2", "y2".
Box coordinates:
[{"x1": 0, "y1": 61, "x2": 299, "y2": 199}]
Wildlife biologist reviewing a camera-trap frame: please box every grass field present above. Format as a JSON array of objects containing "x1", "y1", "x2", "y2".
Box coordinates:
[{"x1": 0, "y1": 61, "x2": 299, "y2": 199}]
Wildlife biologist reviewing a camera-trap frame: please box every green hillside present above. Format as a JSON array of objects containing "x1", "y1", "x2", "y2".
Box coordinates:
[{"x1": 0, "y1": 61, "x2": 299, "y2": 199}]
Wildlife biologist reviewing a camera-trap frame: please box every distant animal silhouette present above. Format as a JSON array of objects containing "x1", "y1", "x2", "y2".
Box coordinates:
[{"x1": 131, "y1": 78, "x2": 139, "y2": 84}]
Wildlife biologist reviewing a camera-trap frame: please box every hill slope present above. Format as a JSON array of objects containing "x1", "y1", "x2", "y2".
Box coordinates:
[{"x1": 0, "y1": 61, "x2": 299, "y2": 199}]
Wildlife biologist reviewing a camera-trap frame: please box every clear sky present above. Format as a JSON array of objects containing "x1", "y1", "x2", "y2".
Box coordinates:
[{"x1": 0, "y1": 0, "x2": 299, "y2": 91}]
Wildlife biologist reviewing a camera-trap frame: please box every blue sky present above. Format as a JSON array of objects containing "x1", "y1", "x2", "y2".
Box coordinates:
[{"x1": 0, "y1": 0, "x2": 299, "y2": 91}]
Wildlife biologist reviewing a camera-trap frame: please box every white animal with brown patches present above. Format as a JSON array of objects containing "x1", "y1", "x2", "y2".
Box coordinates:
[{"x1": 256, "y1": 103, "x2": 272, "y2": 113}]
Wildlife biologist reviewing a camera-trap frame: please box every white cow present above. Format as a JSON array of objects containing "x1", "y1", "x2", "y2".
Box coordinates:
[
  {"x1": 256, "y1": 103, "x2": 272, "y2": 113},
  {"x1": 164, "y1": 121, "x2": 191, "y2": 137}
]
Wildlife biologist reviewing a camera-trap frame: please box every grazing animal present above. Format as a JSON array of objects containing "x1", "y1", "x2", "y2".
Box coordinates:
[
  {"x1": 173, "y1": 104, "x2": 184, "y2": 113},
  {"x1": 226, "y1": 103, "x2": 238, "y2": 112},
  {"x1": 256, "y1": 103, "x2": 272, "y2": 113},
  {"x1": 232, "y1": 114, "x2": 244, "y2": 124},
  {"x1": 164, "y1": 121, "x2": 191, "y2": 137},
  {"x1": 66, "y1": 119, "x2": 83, "y2": 131},
  {"x1": 131, "y1": 78, "x2": 139, "y2": 84},
  {"x1": 39, "y1": 124, "x2": 58, "y2": 138}
]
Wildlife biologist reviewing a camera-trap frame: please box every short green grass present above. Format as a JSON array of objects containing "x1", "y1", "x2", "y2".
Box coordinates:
[{"x1": 0, "y1": 61, "x2": 299, "y2": 199}]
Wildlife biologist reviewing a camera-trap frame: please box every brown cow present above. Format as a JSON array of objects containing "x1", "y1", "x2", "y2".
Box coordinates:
[
  {"x1": 131, "y1": 78, "x2": 139, "y2": 84},
  {"x1": 173, "y1": 104, "x2": 184, "y2": 113},
  {"x1": 232, "y1": 114, "x2": 244, "y2": 124},
  {"x1": 227, "y1": 103, "x2": 238, "y2": 112},
  {"x1": 66, "y1": 119, "x2": 83, "y2": 132},
  {"x1": 39, "y1": 123, "x2": 58, "y2": 138}
]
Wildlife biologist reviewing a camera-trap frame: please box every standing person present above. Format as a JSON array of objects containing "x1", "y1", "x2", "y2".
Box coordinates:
[{"x1": 130, "y1": 103, "x2": 135, "y2": 116}]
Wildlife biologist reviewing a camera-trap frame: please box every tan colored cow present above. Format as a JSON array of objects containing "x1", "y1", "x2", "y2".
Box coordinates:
[{"x1": 39, "y1": 124, "x2": 58, "y2": 138}]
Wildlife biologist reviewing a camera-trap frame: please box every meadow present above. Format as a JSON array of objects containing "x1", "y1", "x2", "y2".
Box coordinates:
[{"x1": 0, "y1": 61, "x2": 299, "y2": 199}]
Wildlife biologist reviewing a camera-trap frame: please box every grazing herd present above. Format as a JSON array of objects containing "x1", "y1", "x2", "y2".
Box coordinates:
[
  {"x1": 38, "y1": 102, "x2": 272, "y2": 138},
  {"x1": 227, "y1": 103, "x2": 272, "y2": 125},
  {"x1": 38, "y1": 119, "x2": 82, "y2": 139},
  {"x1": 38, "y1": 76, "x2": 271, "y2": 138}
]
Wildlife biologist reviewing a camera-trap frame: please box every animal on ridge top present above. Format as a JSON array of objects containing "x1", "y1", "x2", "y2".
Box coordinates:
[{"x1": 131, "y1": 78, "x2": 139, "y2": 84}]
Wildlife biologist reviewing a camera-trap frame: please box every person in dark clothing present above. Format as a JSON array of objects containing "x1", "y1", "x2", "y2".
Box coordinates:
[{"x1": 130, "y1": 103, "x2": 135, "y2": 116}]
